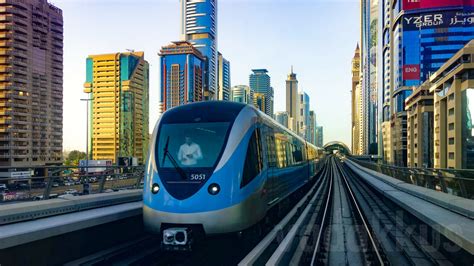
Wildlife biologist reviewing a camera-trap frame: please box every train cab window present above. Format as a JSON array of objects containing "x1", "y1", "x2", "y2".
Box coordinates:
[{"x1": 241, "y1": 128, "x2": 263, "y2": 188}]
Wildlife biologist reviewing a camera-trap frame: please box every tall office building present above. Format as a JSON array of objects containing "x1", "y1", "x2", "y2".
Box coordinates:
[
  {"x1": 299, "y1": 92, "x2": 311, "y2": 141},
  {"x1": 275, "y1": 111, "x2": 289, "y2": 128},
  {"x1": 180, "y1": 0, "x2": 217, "y2": 99},
  {"x1": 84, "y1": 52, "x2": 149, "y2": 164},
  {"x1": 351, "y1": 44, "x2": 363, "y2": 155},
  {"x1": 268, "y1": 87, "x2": 274, "y2": 117},
  {"x1": 360, "y1": 0, "x2": 378, "y2": 155},
  {"x1": 309, "y1": 111, "x2": 317, "y2": 145},
  {"x1": 159, "y1": 41, "x2": 205, "y2": 111},
  {"x1": 379, "y1": 0, "x2": 474, "y2": 166},
  {"x1": 217, "y1": 52, "x2": 230, "y2": 101},
  {"x1": 254, "y1": 93, "x2": 266, "y2": 113},
  {"x1": 230, "y1": 85, "x2": 253, "y2": 104},
  {"x1": 315, "y1": 126, "x2": 324, "y2": 147},
  {"x1": 249, "y1": 69, "x2": 273, "y2": 116},
  {"x1": 286, "y1": 67, "x2": 299, "y2": 133},
  {"x1": 0, "y1": 0, "x2": 63, "y2": 167}
]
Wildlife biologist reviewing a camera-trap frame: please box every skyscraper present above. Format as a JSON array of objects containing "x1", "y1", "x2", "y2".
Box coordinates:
[
  {"x1": 230, "y1": 85, "x2": 253, "y2": 104},
  {"x1": 84, "y1": 52, "x2": 149, "y2": 164},
  {"x1": 360, "y1": 0, "x2": 378, "y2": 155},
  {"x1": 180, "y1": 0, "x2": 217, "y2": 99},
  {"x1": 315, "y1": 126, "x2": 324, "y2": 147},
  {"x1": 299, "y1": 92, "x2": 311, "y2": 141},
  {"x1": 309, "y1": 111, "x2": 317, "y2": 145},
  {"x1": 0, "y1": 0, "x2": 63, "y2": 167},
  {"x1": 286, "y1": 67, "x2": 299, "y2": 133},
  {"x1": 275, "y1": 111, "x2": 289, "y2": 128},
  {"x1": 217, "y1": 52, "x2": 230, "y2": 101},
  {"x1": 159, "y1": 41, "x2": 205, "y2": 111},
  {"x1": 351, "y1": 44, "x2": 362, "y2": 155},
  {"x1": 379, "y1": 0, "x2": 474, "y2": 166},
  {"x1": 254, "y1": 93, "x2": 266, "y2": 113},
  {"x1": 249, "y1": 69, "x2": 273, "y2": 116}
]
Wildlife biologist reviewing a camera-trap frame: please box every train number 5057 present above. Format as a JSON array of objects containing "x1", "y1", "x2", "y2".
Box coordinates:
[{"x1": 190, "y1": 174, "x2": 206, "y2": 181}]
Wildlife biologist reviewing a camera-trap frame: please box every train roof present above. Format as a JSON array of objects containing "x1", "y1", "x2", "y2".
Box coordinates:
[{"x1": 162, "y1": 101, "x2": 323, "y2": 151}]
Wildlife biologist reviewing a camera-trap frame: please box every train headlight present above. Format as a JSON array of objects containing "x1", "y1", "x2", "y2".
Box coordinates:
[
  {"x1": 152, "y1": 183, "x2": 160, "y2": 194},
  {"x1": 208, "y1": 183, "x2": 220, "y2": 195}
]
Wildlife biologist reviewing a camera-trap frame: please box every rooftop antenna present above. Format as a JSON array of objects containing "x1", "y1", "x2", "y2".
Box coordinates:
[
  {"x1": 126, "y1": 49, "x2": 135, "y2": 53},
  {"x1": 291, "y1": 65, "x2": 294, "y2": 74}
]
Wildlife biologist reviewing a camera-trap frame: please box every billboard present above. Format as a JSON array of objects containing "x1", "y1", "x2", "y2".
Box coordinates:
[
  {"x1": 403, "y1": 64, "x2": 420, "y2": 80},
  {"x1": 403, "y1": 10, "x2": 474, "y2": 30},
  {"x1": 403, "y1": 0, "x2": 474, "y2": 11}
]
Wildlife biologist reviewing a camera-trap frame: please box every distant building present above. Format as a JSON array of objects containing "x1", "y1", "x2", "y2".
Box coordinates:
[
  {"x1": 351, "y1": 44, "x2": 362, "y2": 155},
  {"x1": 0, "y1": 0, "x2": 63, "y2": 166},
  {"x1": 309, "y1": 111, "x2": 317, "y2": 145},
  {"x1": 286, "y1": 67, "x2": 299, "y2": 133},
  {"x1": 84, "y1": 52, "x2": 149, "y2": 164},
  {"x1": 250, "y1": 69, "x2": 273, "y2": 116},
  {"x1": 275, "y1": 111, "x2": 289, "y2": 128},
  {"x1": 217, "y1": 52, "x2": 230, "y2": 101},
  {"x1": 180, "y1": 0, "x2": 217, "y2": 99},
  {"x1": 230, "y1": 85, "x2": 253, "y2": 104},
  {"x1": 299, "y1": 92, "x2": 311, "y2": 141},
  {"x1": 254, "y1": 93, "x2": 266, "y2": 113},
  {"x1": 159, "y1": 41, "x2": 205, "y2": 111},
  {"x1": 315, "y1": 126, "x2": 324, "y2": 147},
  {"x1": 268, "y1": 87, "x2": 274, "y2": 117}
]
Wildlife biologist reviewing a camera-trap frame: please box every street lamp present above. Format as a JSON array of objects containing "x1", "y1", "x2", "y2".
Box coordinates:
[
  {"x1": 80, "y1": 97, "x2": 93, "y2": 161},
  {"x1": 80, "y1": 97, "x2": 93, "y2": 193}
]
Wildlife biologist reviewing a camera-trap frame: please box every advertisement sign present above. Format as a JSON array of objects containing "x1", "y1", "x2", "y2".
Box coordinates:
[
  {"x1": 403, "y1": 64, "x2": 420, "y2": 80},
  {"x1": 403, "y1": 0, "x2": 474, "y2": 11},
  {"x1": 79, "y1": 160, "x2": 112, "y2": 173},
  {"x1": 403, "y1": 10, "x2": 474, "y2": 30}
]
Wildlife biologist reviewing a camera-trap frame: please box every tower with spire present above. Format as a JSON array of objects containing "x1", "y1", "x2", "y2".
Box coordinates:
[
  {"x1": 286, "y1": 66, "x2": 299, "y2": 133},
  {"x1": 351, "y1": 43, "x2": 362, "y2": 155}
]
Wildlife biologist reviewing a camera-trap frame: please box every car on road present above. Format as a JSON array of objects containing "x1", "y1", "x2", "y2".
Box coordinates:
[
  {"x1": 64, "y1": 189, "x2": 78, "y2": 195},
  {"x1": 0, "y1": 184, "x2": 6, "y2": 190}
]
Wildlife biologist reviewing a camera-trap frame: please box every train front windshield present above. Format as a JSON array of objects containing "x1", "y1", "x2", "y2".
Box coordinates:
[{"x1": 157, "y1": 122, "x2": 230, "y2": 169}]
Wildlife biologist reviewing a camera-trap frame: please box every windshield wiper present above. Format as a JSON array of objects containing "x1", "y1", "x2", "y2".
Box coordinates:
[{"x1": 162, "y1": 136, "x2": 187, "y2": 180}]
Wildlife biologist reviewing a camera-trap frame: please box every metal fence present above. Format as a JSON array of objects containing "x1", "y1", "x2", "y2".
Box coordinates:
[
  {"x1": 349, "y1": 158, "x2": 474, "y2": 200},
  {"x1": 0, "y1": 165, "x2": 145, "y2": 204}
]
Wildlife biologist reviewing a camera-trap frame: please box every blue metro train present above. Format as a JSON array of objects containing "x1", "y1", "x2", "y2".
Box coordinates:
[{"x1": 143, "y1": 101, "x2": 326, "y2": 248}]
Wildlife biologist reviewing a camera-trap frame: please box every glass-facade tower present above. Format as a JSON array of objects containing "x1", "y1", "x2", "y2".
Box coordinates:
[
  {"x1": 249, "y1": 69, "x2": 273, "y2": 116},
  {"x1": 380, "y1": 0, "x2": 474, "y2": 166},
  {"x1": 180, "y1": 0, "x2": 218, "y2": 99}
]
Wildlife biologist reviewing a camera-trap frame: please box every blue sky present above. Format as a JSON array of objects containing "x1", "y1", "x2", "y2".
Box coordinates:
[{"x1": 56, "y1": 0, "x2": 359, "y2": 151}]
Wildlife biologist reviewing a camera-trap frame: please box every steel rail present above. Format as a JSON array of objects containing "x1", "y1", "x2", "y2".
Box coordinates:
[
  {"x1": 309, "y1": 157, "x2": 334, "y2": 266},
  {"x1": 336, "y1": 158, "x2": 385, "y2": 265}
]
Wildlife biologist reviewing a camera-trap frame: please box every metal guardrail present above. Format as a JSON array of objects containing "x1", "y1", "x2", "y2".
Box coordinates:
[
  {"x1": 0, "y1": 165, "x2": 145, "y2": 203},
  {"x1": 348, "y1": 157, "x2": 474, "y2": 200}
]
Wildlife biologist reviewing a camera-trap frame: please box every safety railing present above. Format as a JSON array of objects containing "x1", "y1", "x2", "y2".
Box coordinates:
[
  {"x1": 0, "y1": 165, "x2": 145, "y2": 203},
  {"x1": 348, "y1": 158, "x2": 474, "y2": 200}
]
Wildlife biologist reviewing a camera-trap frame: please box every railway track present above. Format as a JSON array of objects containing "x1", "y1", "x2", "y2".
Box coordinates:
[
  {"x1": 337, "y1": 158, "x2": 453, "y2": 265},
  {"x1": 66, "y1": 162, "x2": 330, "y2": 266},
  {"x1": 66, "y1": 156, "x2": 466, "y2": 265}
]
